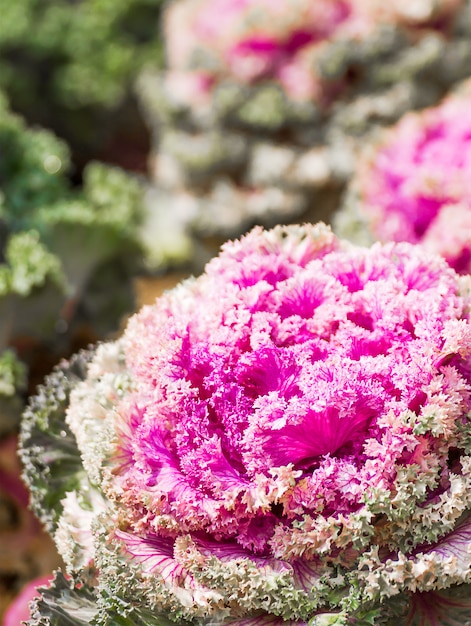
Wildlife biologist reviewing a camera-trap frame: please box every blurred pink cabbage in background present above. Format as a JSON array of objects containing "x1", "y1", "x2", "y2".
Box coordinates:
[
  {"x1": 163, "y1": 0, "x2": 463, "y2": 105},
  {"x1": 346, "y1": 79, "x2": 471, "y2": 274}
]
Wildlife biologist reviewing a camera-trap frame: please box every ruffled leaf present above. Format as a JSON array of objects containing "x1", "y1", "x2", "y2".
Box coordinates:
[
  {"x1": 25, "y1": 571, "x2": 98, "y2": 626},
  {"x1": 19, "y1": 350, "x2": 94, "y2": 532},
  {"x1": 26, "y1": 570, "x2": 187, "y2": 626}
]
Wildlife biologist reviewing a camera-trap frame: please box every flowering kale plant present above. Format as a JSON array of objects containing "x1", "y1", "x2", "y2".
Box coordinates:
[
  {"x1": 162, "y1": 0, "x2": 370, "y2": 105},
  {"x1": 335, "y1": 79, "x2": 471, "y2": 275},
  {"x1": 21, "y1": 223, "x2": 471, "y2": 625},
  {"x1": 138, "y1": 0, "x2": 471, "y2": 252},
  {"x1": 161, "y1": 0, "x2": 462, "y2": 107}
]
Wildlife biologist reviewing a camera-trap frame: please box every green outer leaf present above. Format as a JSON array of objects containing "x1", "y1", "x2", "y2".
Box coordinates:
[
  {"x1": 97, "y1": 607, "x2": 188, "y2": 626},
  {"x1": 26, "y1": 570, "x2": 190, "y2": 626},
  {"x1": 26, "y1": 571, "x2": 99, "y2": 626},
  {"x1": 19, "y1": 349, "x2": 94, "y2": 533}
]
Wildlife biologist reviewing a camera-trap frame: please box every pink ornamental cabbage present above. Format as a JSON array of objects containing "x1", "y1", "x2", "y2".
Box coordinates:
[
  {"x1": 162, "y1": 0, "x2": 462, "y2": 106},
  {"x1": 33, "y1": 223, "x2": 471, "y2": 625},
  {"x1": 163, "y1": 0, "x2": 372, "y2": 103},
  {"x1": 344, "y1": 81, "x2": 471, "y2": 274}
]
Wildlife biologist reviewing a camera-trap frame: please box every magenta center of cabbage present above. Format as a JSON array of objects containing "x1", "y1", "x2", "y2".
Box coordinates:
[
  {"x1": 226, "y1": 1, "x2": 352, "y2": 80},
  {"x1": 123, "y1": 242, "x2": 460, "y2": 536}
]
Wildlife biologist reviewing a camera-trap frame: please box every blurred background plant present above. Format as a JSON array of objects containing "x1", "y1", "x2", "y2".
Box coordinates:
[
  {"x1": 0, "y1": 0, "x2": 164, "y2": 171},
  {"x1": 137, "y1": 0, "x2": 471, "y2": 263},
  {"x1": 0, "y1": 89, "x2": 138, "y2": 361},
  {"x1": 334, "y1": 76, "x2": 471, "y2": 266}
]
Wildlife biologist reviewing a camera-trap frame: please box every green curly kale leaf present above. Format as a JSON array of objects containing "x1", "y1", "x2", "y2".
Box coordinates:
[{"x1": 19, "y1": 350, "x2": 93, "y2": 534}]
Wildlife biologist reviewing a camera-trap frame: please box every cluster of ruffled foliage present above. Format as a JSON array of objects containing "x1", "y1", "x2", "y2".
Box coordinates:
[
  {"x1": 335, "y1": 78, "x2": 471, "y2": 275},
  {"x1": 0, "y1": 89, "x2": 141, "y2": 338},
  {"x1": 138, "y1": 0, "x2": 471, "y2": 254},
  {"x1": 0, "y1": 88, "x2": 187, "y2": 442},
  {"x1": 0, "y1": 0, "x2": 164, "y2": 165},
  {"x1": 20, "y1": 223, "x2": 471, "y2": 625}
]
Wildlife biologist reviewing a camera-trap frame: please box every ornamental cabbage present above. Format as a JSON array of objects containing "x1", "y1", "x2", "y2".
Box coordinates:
[
  {"x1": 336, "y1": 79, "x2": 471, "y2": 275},
  {"x1": 21, "y1": 223, "x2": 471, "y2": 625},
  {"x1": 162, "y1": 0, "x2": 462, "y2": 106},
  {"x1": 138, "y1": 0, "x2": 471, "y2": 251},
  {"x1": 163, "y1": 0, "x2": 370, "y2": 104}
]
